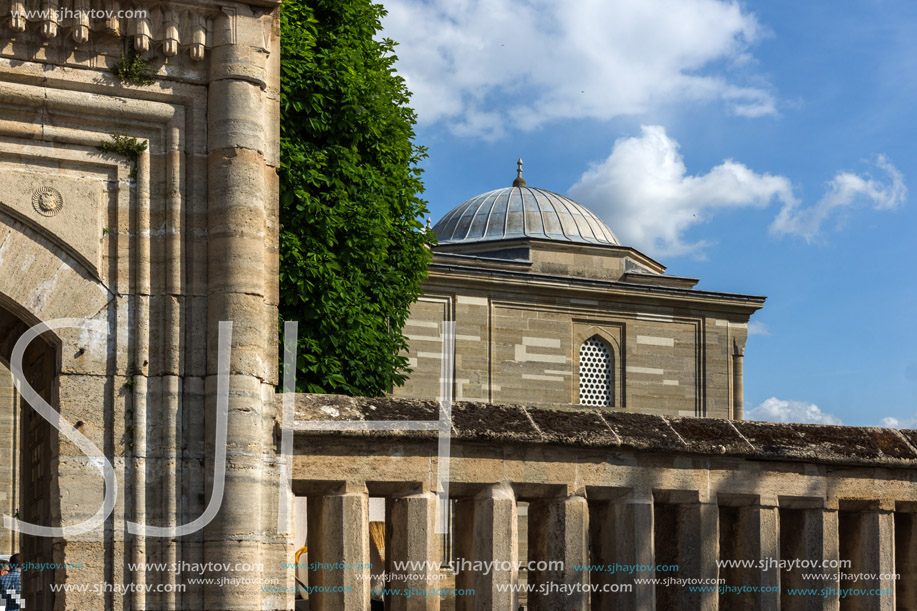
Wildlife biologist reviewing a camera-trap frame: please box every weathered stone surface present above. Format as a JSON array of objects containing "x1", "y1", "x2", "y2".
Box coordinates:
[
  {"x1": 388, "y1": 492, "x2": 440, "y2": 611},
  {"x1": 527, "y1": 495, "x2": 589, "y2": 611},
  {"x1": 452, "y1": 402, "x2": 543, "y2": 444},
  {"x1": 667, "y1": 416, "x2": 753, "y2": 455},
  {"x1": 296, "y1": 393, "x2": 441, "y2": 423},
  {"x1": 525, "y1": 406, "x2": 620, "y2": 447},
  {"x1": 0, "y1": 2, "x2": 283, "y2": 610},
  {"x1": 602, "y1": 411, "x2": 689, "y2": 452},
  {"x1": 292, "y1": 394, "x2": 917, "y2": 468}
]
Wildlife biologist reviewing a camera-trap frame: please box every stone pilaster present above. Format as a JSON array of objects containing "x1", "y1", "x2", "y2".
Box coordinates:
[
  {"x1": 841, "y1": 505, "x2": 895, "y2": 611},
  {"x1": 528, "y1": 495, "x2": 589, "y2": 611},
  {"x1": 462, "y1": 485, "x2": 519, "y2": 611},
  {"x1": 733, "y1": 340, "x2": 744, "y2": 420},
  {"x1": 0, "y1": 363, "x2": 17, "y2": 556},
  {"x1": 388, "y1": 491, "x2": 441, "y2": 611},
  {"x1": 590, "y1": 495, "x2": 655, "y2": 611},
  {"x1": 679, "y1": 502, "x2": 719, "y2": 611}
]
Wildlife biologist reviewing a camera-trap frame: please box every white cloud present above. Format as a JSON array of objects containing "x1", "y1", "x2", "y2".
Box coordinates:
[
  {"x1": 746, "y1": 397, "x2": 842, "y2": 425},
  {"x1": 770, "y1": 155, "x2": 907, "y2": 241},
  {"x1": 568, "y1": 125, "x2": 796, "y2": 257},
  {"x1": 748, "y1": 321, "x2": 770, "y2": 336},
  {"x1": 879, "y1": 415, "x2": 917, "y2": 429},
  {"x1": 566, "y1": 127, "x2": 906, "y2": 257},
  {"x1": 382, "y1": 0, "x2": 774, "y2": 137}
]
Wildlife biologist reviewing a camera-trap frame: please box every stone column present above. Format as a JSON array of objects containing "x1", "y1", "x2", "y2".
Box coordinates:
[
  {"x1": 818, "y1": 507, "x2": 841, "y2": 611},
  {"x1": 528, "y1": 495, "x2": 589, "y2": 611},
  {"x1": 307, "y1": 491, "x2": 371, "y2": 611},
  {"x1": 388, "y1": 492, "x2": 441, "y2": 611},
  {"x1": 475, "y1": 485, "x2": 519, "y2": 611},
  {"x1": 453, "y1": 485, "x2": 518, "y2": 611},
  {"x1": 896, "y1": 511, "x2": 917, "y2": 611},
  {"x1": 204, "y1": 5, "x2": 281, "y2": 610},
  {"x1": 678, "y1": 502, "x2": 719, "y2": 611},
  {"x1": 784, "y1": 506, "x2": 839, "y2": 611},
  {"x1": 841, "y1": 505, "x2": 895, "y2": 611},
  {"x1": 733, "y1": 500, "x2": 780, "y2": 611},
  {"x1": 590, "y1": 494, "x2": 655, "y2": 611}
]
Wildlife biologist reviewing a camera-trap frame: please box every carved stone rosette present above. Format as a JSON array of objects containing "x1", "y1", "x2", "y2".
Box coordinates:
[{"x1": 31, "y1": 186, "x2": 63, "y2": 216}]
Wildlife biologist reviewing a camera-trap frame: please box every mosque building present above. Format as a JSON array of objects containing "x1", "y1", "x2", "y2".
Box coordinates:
[{"x1": 394, "y1": 160, "x2": 765, "y2": 419}]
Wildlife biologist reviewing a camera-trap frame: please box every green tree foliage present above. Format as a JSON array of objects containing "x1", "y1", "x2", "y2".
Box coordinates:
[{"x1": 279, "y1": 0, "x2": 432, "y2": 395}]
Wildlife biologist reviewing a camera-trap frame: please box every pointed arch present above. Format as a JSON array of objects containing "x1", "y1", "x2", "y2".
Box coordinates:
[
  {"x1": 578, "y1": 335, "x2": 614, "y2": 407},
  {"x1": 0, "y1": 214, "x2": 114, "y2": 610}
]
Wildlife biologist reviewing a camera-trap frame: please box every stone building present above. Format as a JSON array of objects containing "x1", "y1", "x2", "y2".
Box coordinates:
[
  {"x1": 395, "y1": 161, "x2": 764, "y2": 419},
  {"x1": 0, "y1": 3, "x2": 915, "y2": 611}
]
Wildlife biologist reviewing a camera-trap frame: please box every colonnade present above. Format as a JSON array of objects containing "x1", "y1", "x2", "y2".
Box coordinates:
[{"x1": 297, "y1": 486, "x2": 915, "y2": 611}]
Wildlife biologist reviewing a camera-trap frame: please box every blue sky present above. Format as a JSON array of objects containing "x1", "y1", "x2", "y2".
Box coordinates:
[{"x1": 380, "y1": 0, "x2": 917, "y2": 427}]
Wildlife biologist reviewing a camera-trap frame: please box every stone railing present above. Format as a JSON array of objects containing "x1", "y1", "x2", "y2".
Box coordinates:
[{"x1": 291, "y1": 394, "x2": 917, "y2": 611}]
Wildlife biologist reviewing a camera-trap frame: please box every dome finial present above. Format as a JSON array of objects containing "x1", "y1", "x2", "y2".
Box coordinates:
[{"x1": 513, "y1": 158, "x2": 526, "y2": 187}]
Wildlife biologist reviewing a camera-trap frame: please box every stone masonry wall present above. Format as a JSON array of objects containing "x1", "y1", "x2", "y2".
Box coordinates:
[
  {"x1": 0, "y1": 2, "x2": 286, "y2": 609},
  {"x1": 395, "y1": 276, "x2": 756, "y2": 419}
]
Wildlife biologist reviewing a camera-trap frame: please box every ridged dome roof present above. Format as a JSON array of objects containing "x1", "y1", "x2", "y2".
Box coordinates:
[{"x1": 433, "y1": 186, "x2": 620, "y2": 246}]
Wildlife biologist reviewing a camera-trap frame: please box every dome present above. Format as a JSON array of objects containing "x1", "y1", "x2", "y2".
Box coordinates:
[{"x1": 433, "y1": 161, "x2": 619, "y2": 246}]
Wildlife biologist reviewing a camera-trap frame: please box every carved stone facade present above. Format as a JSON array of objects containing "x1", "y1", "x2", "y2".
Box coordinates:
[
  {"x1": 395, "y1": 184, "x2": 764, "y2": 419},
  {"x1": 0, "y1": 1, "x2": 285, "y2": 609}
]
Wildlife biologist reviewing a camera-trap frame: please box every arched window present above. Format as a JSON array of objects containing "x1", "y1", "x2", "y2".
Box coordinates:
[{"x1": 579, "y1": 335, "x2": 613, "y2": 406}]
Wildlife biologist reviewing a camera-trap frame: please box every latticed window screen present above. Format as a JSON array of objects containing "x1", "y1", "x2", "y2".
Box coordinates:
[{"x1": 578, "y1": 336, "x2": 613, "y2": 406}]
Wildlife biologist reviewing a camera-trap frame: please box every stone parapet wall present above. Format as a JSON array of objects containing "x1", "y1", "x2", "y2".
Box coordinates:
[{"x1": 294, "y1": 394, "x2": 917, "y2": 469}]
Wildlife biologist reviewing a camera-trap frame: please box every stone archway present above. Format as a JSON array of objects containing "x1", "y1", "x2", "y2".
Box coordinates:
[
  {"x1": 0, "y1": 3, "x2": 285, "y2": 607},
  {"x1": 0, "y1": 300, "x2": 57, "y2": 611},
  {"x1": 0, "y1": 208, "x2": 116, "y2": 610}
]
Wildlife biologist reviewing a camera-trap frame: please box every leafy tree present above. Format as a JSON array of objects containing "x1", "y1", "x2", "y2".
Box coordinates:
[{"x1": 279, "y1": 0, "x2": 432, "y2": 395}]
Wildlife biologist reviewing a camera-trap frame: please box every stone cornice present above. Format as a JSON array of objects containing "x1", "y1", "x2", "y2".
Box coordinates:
[
  {"x1": 425, "y1": 262, "x2": 767, "y2": 314},
  {"x1": 435, "y1": 237, "x2": 668, "y2": 274},
  {"x1": 0, "y1": 0, "x2": 276, "y2": 61}
]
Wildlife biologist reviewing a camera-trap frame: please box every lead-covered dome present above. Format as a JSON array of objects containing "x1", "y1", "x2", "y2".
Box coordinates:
[{"x1": 433, "y1": 161, "x2": 619, "y2": 246}]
